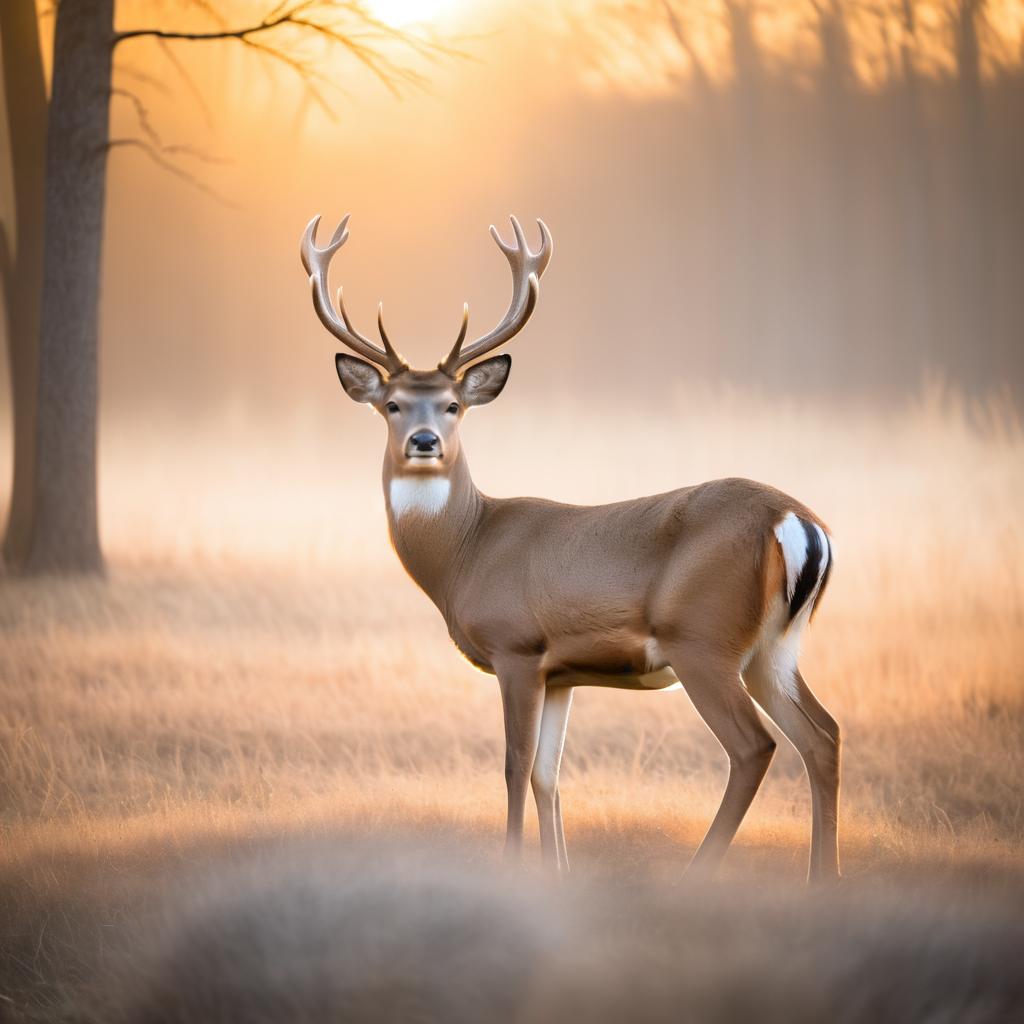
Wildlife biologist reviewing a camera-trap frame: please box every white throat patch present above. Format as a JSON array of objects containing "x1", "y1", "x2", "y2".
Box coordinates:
[{"x1": 389, "y1": 477, "x2": 451, "y2": 520}]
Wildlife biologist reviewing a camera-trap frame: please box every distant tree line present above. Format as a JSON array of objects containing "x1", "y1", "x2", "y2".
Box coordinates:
[{"x1": 554, "y1": 0, "x2": 1022, "y2": 397}]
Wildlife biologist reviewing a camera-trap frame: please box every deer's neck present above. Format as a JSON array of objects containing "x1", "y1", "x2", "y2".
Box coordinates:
[{"x1": 383, "y1": 452, "x2": 483, "y2": 613}]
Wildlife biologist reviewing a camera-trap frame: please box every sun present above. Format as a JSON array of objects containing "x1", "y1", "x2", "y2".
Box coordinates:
[{"x1": 365, "y1": 0, "x2": 461, "y2": 27}]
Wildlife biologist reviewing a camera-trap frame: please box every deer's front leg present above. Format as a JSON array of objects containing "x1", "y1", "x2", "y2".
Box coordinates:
[
  {"x1": 532, "y1": 686, "x2": 574, "y2": 872},
  {"x1": 495, "y1": 656, "x2": 546, "y2": 861}
]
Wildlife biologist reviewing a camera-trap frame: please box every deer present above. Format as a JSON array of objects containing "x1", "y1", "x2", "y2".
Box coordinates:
[{"x1": 300, "y1": 213, "x2": 841, "y2": 883}]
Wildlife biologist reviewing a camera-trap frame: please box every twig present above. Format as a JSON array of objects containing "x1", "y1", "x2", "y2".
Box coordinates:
[
  {"x1": 155, "y1": 38, "x2": 215, "y2": 128},
  {"x1": 113, "y1": 0, "x2": 461, "y2": 99},
  {"x1": 110, "y1": 87, "x2": 162, "y2": 147},
  {"x1": 110, "y1": 89, "x2": 227, "y2": 165},
  {"x1": 107, "y1": 138, "x2": 238, "y2": 207},
  {"x1": 112, "y1": 63, "x2": 175, "y2": 99}
]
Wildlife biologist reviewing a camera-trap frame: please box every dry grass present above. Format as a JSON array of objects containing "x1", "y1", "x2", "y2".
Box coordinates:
[{"x1": 1, "y1": 384, "x2": 1022, "y2": 1020}]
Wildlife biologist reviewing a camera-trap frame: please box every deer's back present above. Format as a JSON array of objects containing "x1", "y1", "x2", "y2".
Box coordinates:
[{"x1": 447, "y1": 477, "x2": 826, "y2": 674}]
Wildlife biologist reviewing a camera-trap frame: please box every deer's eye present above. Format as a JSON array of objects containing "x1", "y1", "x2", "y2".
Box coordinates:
[
  {"x1": 446, "y1": 403, "x2": 459, "y2": 415},
  {"x1": 386, "y1": 401, "x2": 400, "y2": 414}
]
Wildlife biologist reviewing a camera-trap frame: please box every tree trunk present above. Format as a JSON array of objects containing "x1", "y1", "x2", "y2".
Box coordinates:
[
  {"x1": 813, "y1": 0, "x2": 857, "y2": 383},
  {"x1": 722, "y1": 0, "x2": 764, "y2": 377},
  {"x1": 951, "y1": 0, "x2": 992, "y2": 386},
  {"x1": 896, "y1": 0, "x2": 935, "y2": 371},
  {"x1": 0, "y1": 0, "x2": 48, "y2": 569},
  {"x1": 23, "y1": 0, "x2": 115, "y2": 574}
]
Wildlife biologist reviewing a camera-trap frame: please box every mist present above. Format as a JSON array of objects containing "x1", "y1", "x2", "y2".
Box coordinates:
[
  {"x1": 2, "y1": 3, "x2": 1022, "y2": 1021},
  {"x1": 4, "y1": 0, "x2": 1019, "y2": 441}
]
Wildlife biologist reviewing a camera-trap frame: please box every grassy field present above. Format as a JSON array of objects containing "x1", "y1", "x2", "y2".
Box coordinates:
[{"x1": 1, "y1": 385, "x2": 1022, "y2": 1020}]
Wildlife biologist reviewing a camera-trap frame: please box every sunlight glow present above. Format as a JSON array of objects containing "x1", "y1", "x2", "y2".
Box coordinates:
[{"x1": 366, "y1": 0, "x2": 462, "y2": 27}]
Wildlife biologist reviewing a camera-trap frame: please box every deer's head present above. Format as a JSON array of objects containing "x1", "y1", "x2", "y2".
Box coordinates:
[{"x1": 301, "y1": 214, "x2": 552, "y2": 475}]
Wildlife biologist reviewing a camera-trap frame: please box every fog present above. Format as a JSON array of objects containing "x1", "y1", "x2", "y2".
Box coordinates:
[
  {"x1": 4, "y1": 0, "x2": 1019, "y2": 442},
  {"x1": 2, "y1": 6, "x2": 1023, "y2": 1018}
]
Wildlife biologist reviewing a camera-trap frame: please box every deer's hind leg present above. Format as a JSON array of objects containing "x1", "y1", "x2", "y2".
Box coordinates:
[
  {"x1": 743, "y1": 648, "x2": 841, "y2": 882},
  {"x1": 664, "y1": 642, "x2": 777, "y2": 878}
]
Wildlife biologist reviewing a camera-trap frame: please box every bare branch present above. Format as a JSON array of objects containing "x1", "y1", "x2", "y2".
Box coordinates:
[
  {"x1": 264, "y1": 0, "x2": 303, "y2": 22},
  {"x1": 107, "y1": 138, "x2": 237, "y2": 207},
  {"x1": 113, "y1": 1, "x2": 462, "y2": 99},
  {"x1": 112, "y1": 63, "x2": 175, "y2": 99},
  {"x1": 288, "y1": 16, "x2": 426, "y2": 95},
  {"x1": 110, "y1": 87, "x2": 162, "y2": 147},
  {"x1": 155, "y1": 38, "x2": 215, "y2": 128},
  {"x1": 162, "y1": 144, "x2": 231, "y2": 165},
  {"x1": 110, "y1": 89, "x2": 229, "y2": 168},
  {"x1": 237, "y1": 35, "x2": 336, "y2": 117},
  {"x1": 182, "y1": 0, "x2": 231, "y2": 31},
  {"x1": 113, "y1": 4, "x2": 316, "y2": 46},
  {"x1": 110, "y1": 2, "x2": 464, "y2": 178}
]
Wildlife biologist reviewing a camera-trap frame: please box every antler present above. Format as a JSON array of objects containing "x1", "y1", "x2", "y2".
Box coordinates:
[
  {"x1": 300, "y1": 214, "x2": 408, "y2": 375},
  {"x1": 439, "y1": 216, "x2": 553, "y2": 376}
]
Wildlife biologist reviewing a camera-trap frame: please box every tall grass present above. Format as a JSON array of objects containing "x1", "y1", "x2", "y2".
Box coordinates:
[{"x1": 1, "y1": 386, "x2": 1021, "y2": 1019}]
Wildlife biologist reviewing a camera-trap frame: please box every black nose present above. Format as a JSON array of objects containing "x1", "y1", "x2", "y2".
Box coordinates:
[{"x1": 410, "y1": 431, "x2": 440, "y2": 452}]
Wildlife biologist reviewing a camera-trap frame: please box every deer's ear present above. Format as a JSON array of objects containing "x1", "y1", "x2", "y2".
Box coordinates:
[
  {"x1": 335, "y1": 354, "x2": 385, "y2": 405},
  {"x1": 459, "y1": 354, "x2": 511, "y2": 407}
]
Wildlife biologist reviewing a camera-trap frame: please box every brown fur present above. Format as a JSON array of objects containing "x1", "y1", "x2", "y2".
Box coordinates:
[
  {"x1": 320, "y1": 265, "x2": 838, "y2": 881},
  {"x1": 378, "y1": 439, "x2": 839, "y2": 881}
]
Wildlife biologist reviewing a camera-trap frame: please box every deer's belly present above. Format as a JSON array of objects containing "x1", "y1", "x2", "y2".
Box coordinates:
[
  {"x1": 550, "y1": 665, "x2": 682, "y2": 691},
  {"x1": 538, "y1": 633, "x2": 680, "y2": 690},
  {"x1": 450, "y1": 620, "x2": 682, "y2": 691}
]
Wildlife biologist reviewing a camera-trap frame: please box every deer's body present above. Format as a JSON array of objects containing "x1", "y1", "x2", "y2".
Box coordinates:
[
  {"x1": 301, "y1": 213, "x2": 841, "y2": 882},
  {"x1": 387, "y1": 463, "x2": 824, "y2": 690}
]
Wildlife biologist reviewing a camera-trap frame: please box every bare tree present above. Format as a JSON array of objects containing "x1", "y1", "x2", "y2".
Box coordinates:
[
  {"x1": 0, "y1": 0, "x2": 48, "y2": 573},
  {"x1": 948, "y1": 0, "x2": 994, "y2": 350},
  {"x1": 0, "y1": 0, "x2": 444, "y2": 575},
  {"x1": 892, "y1": 0, "x2": 937, "y2": 366}
]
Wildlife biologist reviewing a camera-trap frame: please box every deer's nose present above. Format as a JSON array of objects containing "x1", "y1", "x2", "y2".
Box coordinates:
[{"x1": 409, "y1": 431, "x2": 440, "y2": 453}]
